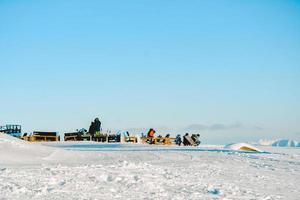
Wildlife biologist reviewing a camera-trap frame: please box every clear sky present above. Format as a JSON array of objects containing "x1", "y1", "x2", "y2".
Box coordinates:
[{"x1": 1, "y1": 0, "x2": 300, "y2": 143}]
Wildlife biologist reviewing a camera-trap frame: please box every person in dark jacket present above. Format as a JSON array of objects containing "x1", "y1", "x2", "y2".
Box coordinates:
[
  {"x1": 89, "y1": 118, "x2": 102, "y2": 141},
  {"x1": 94, "y1": 118, "x2": 101, "y2": 133},
  {"x1": 175, "y1": 134, "x2": 182, "y2": 146},
  {"x1": 183, "y1": 133, "x2": 190, "y2": 146},
  {"x1": 94, "y1": 118, "x2": 101, "y2": 139},
  {"x1": 89, "y1": 121, "x2": 95, "y2": 140}
]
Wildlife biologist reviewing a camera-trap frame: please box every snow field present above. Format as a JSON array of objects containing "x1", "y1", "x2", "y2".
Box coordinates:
[{"x1": 1, "y1": 134, "x2": 300, "y2": 200}]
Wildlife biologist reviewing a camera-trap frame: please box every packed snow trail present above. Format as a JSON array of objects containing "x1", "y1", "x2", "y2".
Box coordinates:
[{"x1": 0, "y1": 134, "x2": 299, "y2": 200}]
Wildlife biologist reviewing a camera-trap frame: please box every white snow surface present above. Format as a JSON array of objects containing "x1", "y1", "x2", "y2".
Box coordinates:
[
  {"x1": 1, "y1": 133, "x2": 300, "y2": 200},
  {"x1": 224, "y1": 143, "x2": 263, "y2": 152}
]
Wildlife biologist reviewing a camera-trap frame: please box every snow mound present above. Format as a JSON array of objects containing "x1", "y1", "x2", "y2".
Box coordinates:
[
  {"x1": 225, "y1": 143, "x2": 262, "y2": 152},
  {"x1": 0, "y1": 133, "x2": 56, "y2": 166},
  {"x1": 271, "y1": 139, "x2": 299, "y2": 147},
  {"x1": 0, "y1": 133, "x2": 27, "y2": 146}
]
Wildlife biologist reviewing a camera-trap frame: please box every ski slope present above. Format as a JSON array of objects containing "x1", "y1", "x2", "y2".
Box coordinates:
[{"x1": 1, "y1": 133, "x2": 300, "y2": 200}]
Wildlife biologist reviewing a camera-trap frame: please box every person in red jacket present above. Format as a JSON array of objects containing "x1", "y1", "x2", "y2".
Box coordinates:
[{"x1": 147, "y1": 128, "x2": 156, "y2": 137}]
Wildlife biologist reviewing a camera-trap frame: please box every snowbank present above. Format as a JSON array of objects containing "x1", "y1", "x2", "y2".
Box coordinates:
[
  {"x1": 225, "y1": 143, "x2": 263, "y2": 152},
  {"x1": 0, "y1": 133, "x2": 53, "y2": 165},
  {"x1": 0, "y1": 133, "x2": 89, "y2": 166}
]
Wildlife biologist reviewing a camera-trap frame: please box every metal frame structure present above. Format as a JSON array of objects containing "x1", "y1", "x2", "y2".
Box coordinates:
[{"x1": 0, "y1": 124, "x2": 22, "y2": 137}]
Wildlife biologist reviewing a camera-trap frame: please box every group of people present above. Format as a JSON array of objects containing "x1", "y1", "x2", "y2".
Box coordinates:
[
  {"x1": 174, "y1": 133, "x2": 201, "y2": 146},
  {"x1": 87, "y1": 118, "x2": 201, "y2": 145},
  {"x1": 145, "y1": 128, "x2": 201, "y2": 146}
]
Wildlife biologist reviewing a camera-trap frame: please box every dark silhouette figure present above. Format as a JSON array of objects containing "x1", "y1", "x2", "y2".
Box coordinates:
[
  {"x1": 89, "y1": 118, "x2": 102, "y2": 140},
  {"x1": 94, "y1": 118, "x2": 101, "y2": 132},
  {"x1": 183, "y1": 133, "x2": 190, "y2": 146},
  {"x1": 175, "y1": 134, "x2": 182, "y2": 146},
  {"x1": 89, "y1": 121, "x2": 95, "y2": 139}
]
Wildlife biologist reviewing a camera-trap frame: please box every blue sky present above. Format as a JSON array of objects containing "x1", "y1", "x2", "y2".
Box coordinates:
[{"x1": 1, "y1": 0, "x2": 300, "y2": 143}]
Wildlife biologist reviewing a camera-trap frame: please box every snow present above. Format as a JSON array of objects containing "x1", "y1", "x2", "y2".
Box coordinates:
[
  {"x1": 258, "y1": 139, "x2": 275, "y2": 146},
  {"x1": 1, "y1": 133, "x2": 300, "y2": 200},
  {"x1": 224, "y1": 143, "x2": 263, "y2": 152}
]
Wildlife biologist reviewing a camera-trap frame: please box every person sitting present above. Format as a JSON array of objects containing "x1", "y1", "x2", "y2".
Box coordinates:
[
  {"x1": 191, "y1": 134, "x2": 196, "y2": 141},
  {"x1": 147, "y1": 128, "x2": 156, "y2": 138},
  {"x1": 123, "y1": 131, "x2": 136, "y2": 143},
  {"x1": 191, "y1": 134, "x2": 201, "y2": 146},
  {"x1": 147, "y1": 128, "x2": 156, "y2": 144},
  {"x1": 163, "y1": 134, "x2": 172, "y2": 145},
  {"x1": 183, "y1": 133, "x2": 191, "y2": 146},
  {"x1": 124, "y1": 131, "x2": 130, "y2": 142},
  {"x1": 174, "y1": 134, "x2": 182, "y2": 146}
]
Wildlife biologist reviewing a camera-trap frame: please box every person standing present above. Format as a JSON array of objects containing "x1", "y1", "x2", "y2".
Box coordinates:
[
  {"x1": 89, "y1": 118, "x2": 101, "y2": 141},
  {"x1": 88, "y1": 121, "x2": 95, "y2": 140},
  {"x1": 183, "y1": 133, "x2": 190, "y2": 146},
  {"x1": 94, "y1": 118, "x2": 101, "y2": 137}
]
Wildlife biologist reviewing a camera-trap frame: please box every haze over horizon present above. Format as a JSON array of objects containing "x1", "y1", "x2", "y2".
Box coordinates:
[{"x1": 1, "y1": 0, "x2": 300, "y2": 143}]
